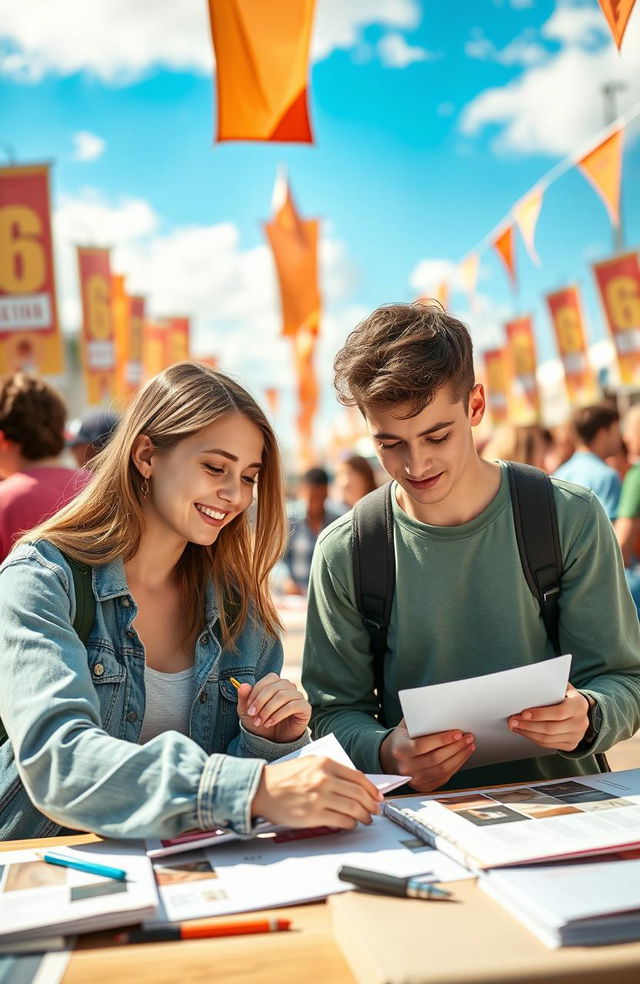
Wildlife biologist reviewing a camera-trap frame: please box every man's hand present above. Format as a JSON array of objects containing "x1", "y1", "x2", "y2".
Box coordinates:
[
  {"x1": 251, "y1": 757, "x2": 383, "y2": 829},
  {"x1": 508, "y1": 683, "x2": 590, "y2": 752},
  {"x1": 379, "y1": 718, "x2": 475, "y2": 793},
  {"x1": 236, "y1": 673, "x2": 311, "y2": 743}
]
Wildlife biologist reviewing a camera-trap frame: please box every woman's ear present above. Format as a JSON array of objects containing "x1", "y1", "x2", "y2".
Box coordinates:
[{"x1": 131, "y1": 434, "x2": 155, "y2": 477}]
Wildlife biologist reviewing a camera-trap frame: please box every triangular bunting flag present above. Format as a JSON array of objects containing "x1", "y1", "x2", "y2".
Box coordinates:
[
  {"x1": 597, "y1": 0, "x2": 637, "y2": 49},
  {"x1": 492, "y1": 225, "x2": 516, "y2": 287},
  {"x1": 458, "y1": 253, "x2": 480, "y2": 299},
  {"x1": 577, "y1": 129, "x2": 623, "y2": 227},
  {"x1": 513, "y1": 187, "x2": 544, "y2": 266},
  {"x1": 209, "y1": 0, "x2": 316, "y2": 143}
]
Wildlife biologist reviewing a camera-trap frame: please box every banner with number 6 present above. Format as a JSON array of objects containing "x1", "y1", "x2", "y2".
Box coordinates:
[
  {"x1": 593, "y1": 252, "x2": 640, "y2": 387},
  {"x1": 0, "y1": 163, "x2": 63, "y2": 375},
  {"x1": 77, "y1": 246, "x2": 116, "y2": 405}
]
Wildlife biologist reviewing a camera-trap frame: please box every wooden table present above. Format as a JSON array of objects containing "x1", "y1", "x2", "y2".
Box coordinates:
[{"x1": 5, "y1": 828, "x2": 640, "y2": 984}]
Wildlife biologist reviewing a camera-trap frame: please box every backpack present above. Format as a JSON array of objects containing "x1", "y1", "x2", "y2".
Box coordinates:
[
  {"x1": 0, "y1": 552, "x2": 96, "y2": 747},
  {"x1": 351, "y1": 461, "x2": 609, "y2": 771}
]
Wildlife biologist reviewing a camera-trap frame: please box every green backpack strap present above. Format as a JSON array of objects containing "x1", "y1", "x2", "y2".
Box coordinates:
[
  {"x1": 0, "y1": 551, "x2": 96, "y2": 748},
  {"x1": 60, "y1": 551, "x2": 96, "y2": 646}
]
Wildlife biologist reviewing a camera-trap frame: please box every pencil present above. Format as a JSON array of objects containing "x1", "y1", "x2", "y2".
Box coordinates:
[
  {"x1": 229, "y1": 676, "x2": 242, "y2": 690},
  {"x1": 38, "y1": 851, "x2": 128, "y2": 882},
  {"x1": 115, "y1": 918, "x2": 291, "y2": 944}
]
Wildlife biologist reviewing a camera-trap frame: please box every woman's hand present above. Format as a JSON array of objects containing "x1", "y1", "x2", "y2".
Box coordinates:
[
  {"x1": 251, "y1": 756, "x2": 383, "y2": 829},
  {"x1": 236, "y1": 673, "x2": 311, "y2": 743}
]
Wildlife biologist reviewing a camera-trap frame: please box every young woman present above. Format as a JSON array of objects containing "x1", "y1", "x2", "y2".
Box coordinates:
[{"x1": 0, "y1": 363, "x2": 380, "y2": 841}]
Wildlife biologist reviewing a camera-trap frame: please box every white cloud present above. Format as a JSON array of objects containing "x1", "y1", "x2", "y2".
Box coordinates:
[
  {"x1": 72, "y1": 131, "x2": 106, "y2": 162},
  {"x1": 464, "y1": 29, "x2": 548, "y2": 67},
  {"x1": 409, "y1": 258, "x2": 458, "y2": 296},
  {"x1": 460, "y1": 4, "x2": 640, "y2": 155},
  {"x1": 377, "y1": 32, "x2": 432, "y2": 68},
  {"x1": 0, "y1": 0, "x2": 421, "y2": 83}
]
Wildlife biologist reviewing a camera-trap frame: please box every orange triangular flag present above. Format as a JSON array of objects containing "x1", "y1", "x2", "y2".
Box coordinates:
[
  {"x1": 577, "y1": 128, "x2": 623, "y2": 227},
  {"x1": 208, "y1": 0, "x2": 316, "y2": 142},
  {"x1": 513, "y1": 187, "x2": 544, "y2": 266},
  {"x1": 492, "y1": 225, "x2": 516, "y2": 286},
  {"x1": 597, "y1": 0, "x2": 637, "y2": 48},
  {"x1": 265, "y1": 171, "x2": 321, "y2": 337},
  {"x1": 458, "y1": 253, "x2": 480, "y2": 298}
]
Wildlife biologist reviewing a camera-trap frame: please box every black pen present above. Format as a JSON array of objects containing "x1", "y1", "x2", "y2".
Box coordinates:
[{"x1": 338, "y1": 865, "x2": 453, "y2": 900}]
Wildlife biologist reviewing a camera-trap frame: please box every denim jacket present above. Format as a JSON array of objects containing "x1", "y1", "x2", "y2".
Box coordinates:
[{"x1": 0, "y1": 540, "x2": 308, "y2": 841}]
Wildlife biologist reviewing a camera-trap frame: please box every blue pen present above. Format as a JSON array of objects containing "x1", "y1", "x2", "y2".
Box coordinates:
[{"x1": 39, "y1": 851, "x2": 128, "y2": 882}]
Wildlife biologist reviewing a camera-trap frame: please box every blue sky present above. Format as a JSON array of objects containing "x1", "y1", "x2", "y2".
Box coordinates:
[{"x1": 1, "y1": 0, "x2": 639, "y2": 446}]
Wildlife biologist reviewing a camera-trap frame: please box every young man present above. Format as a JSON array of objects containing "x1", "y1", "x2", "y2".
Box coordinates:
[
  {"x1": 553, "y1": 404, "x2": 622, "y2": 521},
  {"x1": 281, "y1": 467, "x2": 341, "y2": 595},
  {"x1": 302, "y1": 303, "x2": 640, "y2": 792}
]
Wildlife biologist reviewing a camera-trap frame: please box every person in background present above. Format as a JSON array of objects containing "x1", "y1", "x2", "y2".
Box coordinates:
[
  {"x1": 0, "y1": 363, "x2": 379, "y2": 840},
  {"x1": 553, "y1": 404, "x2": 622, "y2": 521},
  {"x1": 67, "y1": 408, "x2": 120, "y2": 468},
  {"x1": 614, "y1": 405, "x2": 640, "y2": 616},
  {"x1": 334, "y1": 454, "x2": 378, "y2": 510},
  {"x1": 542, "y1": 422, "x2": 576, "y2": 475},
  {"x1": 481, "y1": 423, "x2": 548, "y2": 470},
  {"x1": 282, "y1": 467, "x2": 342, "y2": 595},
  {"x1": 0, "y1": 373, "x2": 90, "y2": 563}
]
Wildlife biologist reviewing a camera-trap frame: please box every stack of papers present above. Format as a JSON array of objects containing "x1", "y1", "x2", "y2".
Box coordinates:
[
  {"x1": 480, "y1": 852, "x2": 640, "y2": 948},
  {"x1": 0, "y1": 842, "x2": 158, "y2": 945}
]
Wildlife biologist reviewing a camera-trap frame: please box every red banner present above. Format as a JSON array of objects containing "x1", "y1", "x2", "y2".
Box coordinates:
[
  {"x1": 545, "y1": 286, "x2": 598, "y2": 406},
  {"x1": 593, "y1": 252, "x2": 640, "y2": 386},
  {"x1": 127, "y1": 295, "x2": 145, "y2": 393},
  {"x1": 0, "y1": 163, "x2": 63, "y2": 375},
  {"x1": 483, "y1": 348, "x2": 510, "y2": 425},
  {"x1": 77, "y1": 247, "x2": 115, "y2": 405},
  {"x1": 505, "y1": 316, "x2": 540, "y2": 424}
]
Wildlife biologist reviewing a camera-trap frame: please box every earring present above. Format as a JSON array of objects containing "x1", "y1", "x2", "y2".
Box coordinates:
[{"x1": 141, "y1": 476, "x2": 150, "y2": 499}]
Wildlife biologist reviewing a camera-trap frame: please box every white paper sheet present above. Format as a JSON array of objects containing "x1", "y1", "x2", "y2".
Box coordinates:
[{"x1": 399, "y1": 654, "x2": 572, "y2": 768}]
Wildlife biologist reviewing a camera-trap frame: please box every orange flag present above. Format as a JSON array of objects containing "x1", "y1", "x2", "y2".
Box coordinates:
[
  {"x1": 111, "y1": 273, "x2": 131, "y2": 402},
  {"x1": 208, "y1": 0, "x2": 315, "y2": 142},
  {"x1": 597, "y1": 0, "x2": 637, "y2": 48},
  {"x1": 593, "y1": 252, "x2": 640, "y2": 385},
  {"x1": 417, "y1": 282, "x2": 449, "y2": 310},
  {"x1": 492, "y1": 225, "x2": 516, "y2": 287},
  {"x1": 164, "y1": 316, "x2": 190, "y2": 365},
  {"x1": 513, "y1": 188, "x2": 544, "y2": 266},
  {"x1": 577, "y1": 129, "x2": 623, "y2": 227},
  {"x1": 265, "y1": 387, "x2": 279, "y2": 415},
  {"x1": 505, "y1": 316, "x2": 540, "y2": 424},
  {"x1": 77, "y1": 247, "x2": 116, "y2": 405},
  {"x1": 142, "y1": 320, "x2": 168, "y2": 382},
  {"x1": 265, "y1": 171, "x2": 321, "y2": 337},
  {"x1": 292, "y1": 327, "x2": 318, "y2": 468},
  {"x1": 545, "y1": 286, "x2": 598, "y2": 406}
]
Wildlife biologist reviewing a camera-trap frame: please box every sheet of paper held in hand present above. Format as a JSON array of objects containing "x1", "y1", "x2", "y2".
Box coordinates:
[{"x1": 399, "y1": 653, "x2": 572, "y2": 769}]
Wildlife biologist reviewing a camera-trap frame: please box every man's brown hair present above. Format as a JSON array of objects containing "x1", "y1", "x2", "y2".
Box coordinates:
[
  {"x1": 573, "y1": 403, "x2": 619, "y2": 447},
  {"x1": 333, "y1": 302, "x2": 475, "y2": 417},
  {"x1": 0, "y1": 373, "x2": 67, "y2": 460}
]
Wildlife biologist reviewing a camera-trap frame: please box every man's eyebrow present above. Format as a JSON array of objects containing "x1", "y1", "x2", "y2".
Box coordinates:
[
  {"x1": 372, "y1": 420, "x2": 455, "y2": 440},
  {"x1": 201, "y1": 448, "x2": 262, "y2": 468}
]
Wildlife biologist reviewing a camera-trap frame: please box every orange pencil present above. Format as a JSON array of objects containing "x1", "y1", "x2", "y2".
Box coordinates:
[{"x1": 116, "y1": 917, "x2": 291, "y2": 944}]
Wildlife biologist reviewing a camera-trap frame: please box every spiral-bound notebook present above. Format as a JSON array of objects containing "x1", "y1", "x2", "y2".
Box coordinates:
[{"x1": 384, "y1": 767, "x2": 640, "y2": 871}]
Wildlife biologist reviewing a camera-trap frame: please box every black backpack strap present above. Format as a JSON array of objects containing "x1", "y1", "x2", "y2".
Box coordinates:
[
  {"x1": 60, "y1": 551, "x2": 96, "y2": 646},
  {"x1": 507, "y1": 462, "x2": 563, "y2": 658},
  {"x1": 352, "y1": 483, "x2": 395, "y2": 724}
]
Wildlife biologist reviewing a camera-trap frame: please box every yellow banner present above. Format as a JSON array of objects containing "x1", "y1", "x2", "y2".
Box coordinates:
[
  {"x1": 0, "y1": 163, "x2": 63, "y2": 375},
  {"x1": 77, "y1": 247, "x2": 115, "y2": 405},
  {"x1": 142, "y1": 320, "x2": 168, "y2": 381},
  {"x1": 265, "y1": 173, "x2": 321, "y2": 337},
  {"x1": 593, "y1": 252, "x2": 640, "y2": 385},
  {"x1": 209, "y1": 0, "x2": 315, "y2": 142},
  {"x1": 506, "y1": 316, "x2": 540, "y2": 424},
  {"x1": 293, "y1": 327, "x2": 318, "y2": 468},
  {"x1": 483, "y1": 348, "x2": 510, "y2": 425},
  {"x1": 577, "y1": 129, "x2": 623, "y2": 227},
  {"x1": 164, "y1": 316, "x2": 190, "y2": 365},
  {"x1": 545, "y1": 286, "x2": 598, "y2": 406}
]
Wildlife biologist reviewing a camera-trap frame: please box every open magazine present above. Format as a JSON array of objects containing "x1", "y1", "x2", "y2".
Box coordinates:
[
  {"x1": 384, "y1": 768, "x2": 640, "y2": 871},
  {"x1": 147, "y1": 733, "x2": 407, "y2": 859}
]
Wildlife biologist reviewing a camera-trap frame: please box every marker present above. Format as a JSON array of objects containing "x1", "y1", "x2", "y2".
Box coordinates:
[
  {"x1": 38, "y1": 851, "x2": 128, "y2": 882},
  {"x1": 229, "y1": 677, "x2": 242, "y2": 690},
  {"x1": 115, "y1": 917, "x2": 292, "y2": 944},
  {"x1": 338, "y1": 865, "x2": 453, "y2": 900}
]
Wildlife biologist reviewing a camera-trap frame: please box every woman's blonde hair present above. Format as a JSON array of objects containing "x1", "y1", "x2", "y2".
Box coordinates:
[{"x1": 22, "y1": 362, "x2": 286, "y2": 645}]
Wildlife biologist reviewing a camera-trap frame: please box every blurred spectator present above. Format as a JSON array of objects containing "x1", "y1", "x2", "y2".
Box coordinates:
[
  {"x1": 282, "y1": 467, "x2": 341, "y2": 595},
  {"x1": 554, "y1": 404, "x2": 622, "y2": 521},
  {"x1": 542, "y1": 422, "x2": 575, "y2": 474},
  {"x1": 481, "y1": 423, "x2": 548, "y2": 469},
  {"x1": 614, "y1": 405, "x2": 640, "y2": 615},
  {"x1": 0, "y1": 373, "x2": 90, "y2": 562},
  {"x1": 334, "y1": 454, "x2": 377, "y2": 510},
  {"x1": 66, "y1": 408, "x2": 119, "y2": 467}
]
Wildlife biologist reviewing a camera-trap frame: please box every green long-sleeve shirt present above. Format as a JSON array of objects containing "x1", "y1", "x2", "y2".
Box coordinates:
[{"x1": 302, "y1": 462, "x2": 640, "y2": 789}]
